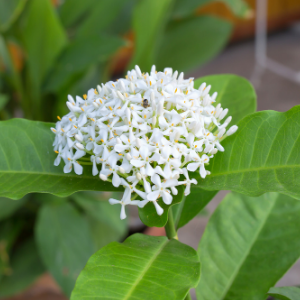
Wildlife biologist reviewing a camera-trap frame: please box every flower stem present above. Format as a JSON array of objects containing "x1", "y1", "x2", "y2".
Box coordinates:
[{"x1": 164, "y1": 209, "x2": 178, "y2": 240}]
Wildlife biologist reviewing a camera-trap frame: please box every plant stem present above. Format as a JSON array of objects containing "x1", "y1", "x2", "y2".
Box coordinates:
[
  {"x1": 164, "y1": 209, "x2": 178, "y2": 240},
  {"x1": 184, "y1": 291, "x2": 192, "y2": 300}
]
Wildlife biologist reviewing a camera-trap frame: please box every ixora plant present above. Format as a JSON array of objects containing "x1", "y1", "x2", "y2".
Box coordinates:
[{"x1": 0, "y1": 66, "x2": 300, "y2": 300}]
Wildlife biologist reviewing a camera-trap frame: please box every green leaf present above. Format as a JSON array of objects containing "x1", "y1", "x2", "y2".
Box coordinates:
[
  {"x1": 198, "y1": 105, "x2": 300, "y2": 199},
  {"x1": 35, "y1": 201, "x2": 95, "y2": 296},
  {"x1": 194, "y1": 74, "x2": 257, "y2": 124},
  {"x1": 0, "y1": 94, "x2": 8, "y2": 111},
  {"x1": 0, "y1": 238, "x2": 45, "y2": 297},
  {"x1": 138, "y1": 185, "x2": 184, "y2": 227},
  {"x1": 129, "y1": 0, "x2": 173, "y2": 71},
  {"x1": 172, "y1": 0, "x2": 250, "y2": 19},
  {"x1": 156, "y1": 16, "x2": 232, "y2": 72},
  {"x1": 21, "y1": 0, "x2": 67, "y2": 92},
  {"x1": 73, "y1": 192, "x2": 127, "y2": 249},
  {"x1": 71, "y1": 233, "x2": 200, "y2": 300},
  {"x1": 0, "y1": 197, "x2": 26, "y2": 221},
  {"x1": 44, "y1": 34, "x2": 125, "y2": 92},
  {"x1": 196, "y1": 192, "x2": 300, "y2": 300},
  {"x1": 58, "y1": 0, "x2": 96, "y2": 28},
  {"x1": 0, "y1": 118, "x2": 118, "y2": 200},
  {"x1": 0, "y1": 0, "x2": 27, "y2": 32},
  {"x1": 76, "y1": 0, "x2": 128, "y2": 38},
  {"x1": 173, "y1": 189, "x2": 217, "y2": 229},
  {"x1": 268, "y1": 286, "x2": 300, "y2": 300}
]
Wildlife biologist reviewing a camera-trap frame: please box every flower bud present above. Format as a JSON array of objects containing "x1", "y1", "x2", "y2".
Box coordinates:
[
  {"x1": 199, "y1": 82, "x2": 206, "y2": 92},
  {"x1": 135, "y1": 65, "x2": 142, "y2": 77},
  {"x1": 210, "y1": 148, "x2": 218, "y2": 155},
  {"x1": 75, "y1": 143, "x2": 85, "y2": 150},
  {"x1": 203, "y1": 85, "x2": 211, "y2": 97},
  {"x1": 136, "y1": 172, "x2": 142, "y2": 180},
  {"x1": 75, "y1": 134, "x2": 83, "y2": 142},
  {"x1": 117, "y1": 91, "x2": 125, "y2": 101},
  {"x1": 172, "y1": 70, "x2": 178, "y2": 80},
  {"x1": 136, "y1": 138, "x2": 141, "y2": 148},
  {"x1": 119, "y1": 167, "x2": 125, "y2": 174},
  {"x1": 151, "y1": 65, "x2": 156, "y2": 74},
  {"x1": 157, "y1": 100, "x2": 164, "y2": 116},
  {"x1": 219, "y1": 108, "x2": 228, "y2": 120},
  {"x1": 99, "y1": 174, "x2": 107, "y2": 181},
  {"x1": 68, "y1": 95, "x2": 75, "y2": 104},
  {"x1": 66, "y1": 102, "x2": 74, "y2": 112},
  {"x1": 217, "y1": 128, "x2": 226, "y2": 139},
  {"x1": 119, "y1": 80, "x2": 126, "y2": 92},
  {"x1": 227, "y1": 125, "x2": 238, "y2": 136},
  {"x1": 97, "y1": 85, "x2": 102, "y2": 94},
  {"x1": 93, "y1": 102, "x2": 99, "y2": 109},
  {"x1": 152, "y1": 116, "x2": 157, "y2": 126},
  {"x1": 211, "y1": 92, "x2": 218, "y2": 102},
  {"x1": 178, "y1": 72, "x2": 184, "y2": 82},
  {"x1": 129, "y1": 82, "x2": 135, "y2": 93},
  {"x1": 125, "y1": 153, "x2": 132, "y2": 160}
]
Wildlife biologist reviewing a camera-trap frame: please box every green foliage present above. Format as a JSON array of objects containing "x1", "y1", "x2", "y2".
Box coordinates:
[
  {"x1": 196, "y1": 192, "x2": 300, "y2": 300},
  {"x1": 21, "y1": 0, "x2": 67, "y2": 94},
  {"x1": 268, "y1": 286, "x2": 300, "y2": 300},
  {"x1": 129, "y1": 0, "x2": 173, "y2": 71},
  {"x1": 71, "y1": 234, "x2": 200, "y2": 300},
  {"x1": 73, "y1": 192, "x2": 128, "y2": 249},
  {"x1": 0, "y1": 0, "x2": 27, "y2": 32},
  {"x1": 198, "y1": 106, "x2": 300, "y2": 198},
  {"x1": 0, "y1": 238, "x2": 45, "y2": 297},
  {"x1": 0, "y1": 119, "x2": 118, "y2": 200},
  {"x1": 36, "y1": 201, "x2": 95, "y2": 296},
  {"x1": 0, "y1": 197, "x2": 26, "y2": 221},
  {"x1": 45, "y1": 34, "x2": 125, "y2": 92},
  {"x1": 156, "y1": 16, "x2": 232, "y2": 72},
  {"x1": 173, "y1": 189, "x2": 217, "y2": 229}
]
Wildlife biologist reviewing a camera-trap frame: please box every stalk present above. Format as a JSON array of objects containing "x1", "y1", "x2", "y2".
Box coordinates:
[{"x1": 164, "y1": 209, "x2": 178, "y2": 240}]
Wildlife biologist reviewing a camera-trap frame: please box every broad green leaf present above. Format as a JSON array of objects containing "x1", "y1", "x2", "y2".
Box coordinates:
[
  {"x1": 138, "y1": 185, "x2": 184, "y2": 227},
  {"x1": 197, "y1": 106, "x2": 300, "y2": 199},
  {"x1": 0, "y1": 197, "x2": 26, "y2": 221},
  {"x1": 129, "y1": 0, "x2": 173, "y2": 71},
  {"x1": 76, "y1": 0, "x2": 127, "y2": 38},
  {"x1": 0, "y1": 94, "x2": 8, "y2": 111},
  {"x1": 71, "y1": 233, "x2": 200, "y2": 300},
  {"x1": 156, "y1": 16, "x2": 232, "y2": 72},
  {"x1": 196, "y1": 192, "x2": 300, "y2": 300},
  {"x1": 173, "y1": 75, "x2": 256, "y2": 228},
  {"x1": 194, "y1": 74, "x2": 257, "y2": 124},
  {"x1": 44, "y1": 34, "x2": 125, "y2": 92},
  {"x1": 173, "y1": 189, "x2": 217, "y2": 229},
  {"x1": 0, "y1": 0, "x2": 27, "y2": 32},
  {"x1": 21, "y1": 0, "x2": 66, "y2": 107},
  {"x1": 73, "y1": 192, "x2": 127, "y2": 249},
  {"x1": 0, "y1": 119, "x2": 118, "y2": 200},
  {"x1": 35, "y1": 201, "x2": 95, "y2": 296},
  {"x1": 172, "y1": 0, "x2": 250, "y2": 19},
  {"x1": 268, "y1": 286, "x2": 300, "y2": 300},
  {"x1": 0, "y1": 238, "x2": 45, "y2": 297},
  {"x1": 58, "y1": 0, "x2": 96, "y2": 28}
]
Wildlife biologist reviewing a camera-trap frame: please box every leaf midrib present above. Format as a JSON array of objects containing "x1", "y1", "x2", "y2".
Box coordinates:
[
  {"x1": 220, "y1": 198, "x2": 277, "y2": 299},
  {"x1": 123, "y1": 239, "x2": 169, "y2": 300},
  {"x1": 199, "y1": 163, "x2": 300, "y2": 181}
]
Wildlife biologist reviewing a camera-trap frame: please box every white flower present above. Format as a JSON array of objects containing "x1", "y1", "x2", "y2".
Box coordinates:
[
  {"x1": 51, "y1": 65, "x2": 238, "y2": 219},
  {"x1": 109, "y1": 188, "x2": 142, "y2": 220}
]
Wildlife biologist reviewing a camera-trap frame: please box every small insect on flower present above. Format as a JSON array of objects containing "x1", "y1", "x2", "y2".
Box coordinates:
[{"x1": 142, "y1": 99, "x2": 150, "y2": 108}]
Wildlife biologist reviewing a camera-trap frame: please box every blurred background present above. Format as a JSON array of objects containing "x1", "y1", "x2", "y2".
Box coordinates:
[{"x1": 0, "y1": 0, "x2": 299, "y2": 299}]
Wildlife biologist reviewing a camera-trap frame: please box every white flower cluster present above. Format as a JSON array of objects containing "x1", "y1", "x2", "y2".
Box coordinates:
[{"x1": 51, "y1": 66, "x2": 238, "y2": 220}]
